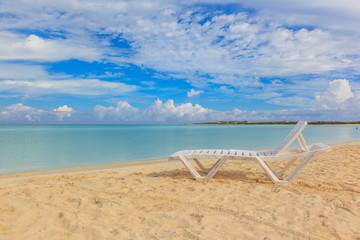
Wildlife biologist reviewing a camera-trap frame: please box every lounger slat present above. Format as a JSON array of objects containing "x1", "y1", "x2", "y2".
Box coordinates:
[{"x1": 257, "y1": 152, "x2": 266, "y2": 157}]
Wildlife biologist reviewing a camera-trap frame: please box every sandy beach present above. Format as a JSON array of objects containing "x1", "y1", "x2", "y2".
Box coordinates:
[{"x1": 0, "y1": 142, "x2": 359, "y2": 240}]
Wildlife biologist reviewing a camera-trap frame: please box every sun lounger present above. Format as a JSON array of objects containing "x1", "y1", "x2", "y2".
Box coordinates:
[{"x1": 168, "y1": 121, "x2": 331, "y2": 184}]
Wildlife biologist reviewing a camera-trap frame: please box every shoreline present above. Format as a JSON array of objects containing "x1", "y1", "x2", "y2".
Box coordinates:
[
  {"x1": 1, "y1": 140, "x2": 360, "y2": 180},
  {"x1": 0, "y1": 158, "x2": 169, "y2": 180}
]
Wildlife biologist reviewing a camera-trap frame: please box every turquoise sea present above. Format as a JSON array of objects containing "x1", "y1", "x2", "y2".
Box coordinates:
[{"x1": 0, "y1": 124, "x2": 359, "y2": 174}]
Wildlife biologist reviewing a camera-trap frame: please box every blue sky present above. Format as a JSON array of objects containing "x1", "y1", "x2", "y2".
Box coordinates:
[{"x1": 0, "y1": 0, "x2": 360, "y2": 123}]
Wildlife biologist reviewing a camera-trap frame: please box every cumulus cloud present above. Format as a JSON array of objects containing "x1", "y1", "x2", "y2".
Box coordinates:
[
  {"x1": 89, "y1": 81, "x2": 360, "y2": 122},
  {"x1": 142, "y1": 99, "x2": 211, "y2": 122},
  {"x1": 187, "y1": 89, "x2": 204, "y2": 97},
  {"x1": 2, "y1": 93, "x2": 360, "y2": 124},
  {"x1": 92, "y1": 99, "x2": 285, "y2": 123},
  {"x1": 315, "y1": 79, "x2": 359, "y2": 110},
  {"x1": 0, "y1": 104, "x2": 78, "y2": 122},
  {"x1": 94, "y1": 101, "x2": 139, "y2": 121},
  {"x1": 0, "y1": 103, "x2": 44, "y2": 122},
  {"x1": 94, "y1": 99, "x2": 213, "y2": 123},
  {"x1": 53, "y1": 105, "x2": 75, "y2": 120},
  {"x1": 325, "y1": 79, "x2": 353, "y2": 102}
]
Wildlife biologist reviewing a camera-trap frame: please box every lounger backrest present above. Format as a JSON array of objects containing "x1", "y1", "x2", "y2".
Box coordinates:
[{"x1": 271, "y1": 121, "x2": 308, "y2": 156}]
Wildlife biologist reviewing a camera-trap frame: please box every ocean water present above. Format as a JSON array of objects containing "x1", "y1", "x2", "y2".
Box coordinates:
[{"x1": 0, "y1": 124, "x2": 359, "y2": 174}]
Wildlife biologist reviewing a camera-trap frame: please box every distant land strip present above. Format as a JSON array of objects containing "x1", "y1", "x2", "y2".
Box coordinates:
[{"x1": 193, "y1": 121, "x2": 360, "y2": 125}]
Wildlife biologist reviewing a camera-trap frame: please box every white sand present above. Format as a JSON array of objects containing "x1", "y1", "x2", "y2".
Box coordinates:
[{"x1": 1, "y1": 142, "x2": 360, "y2": 239}]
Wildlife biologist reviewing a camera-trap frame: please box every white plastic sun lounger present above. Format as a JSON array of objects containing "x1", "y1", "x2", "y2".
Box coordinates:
[{"x1": 168, "y1": 121, "x2": 331, "y2": 184}]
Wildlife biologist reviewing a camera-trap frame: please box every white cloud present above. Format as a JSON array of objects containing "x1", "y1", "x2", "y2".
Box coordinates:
[
  {"x1": 315, "y1": 79, "x2": 359, "y2": 110},
  {"x1": 53, "y1": 105, "x2": 75, "y2": 120},
  {"x1": 0, "y1": 79, "x2": 137, "y2": 96},
  {"x1": 236, "y1": 0, "x2": 360, "y2": 36},
  {"x1": 94, "y1": 99, "x2": 214, "y2": 123},
  {"x1": 90, "y1": 98, "x2": 360, "y2": 123},
  {"x1": 0, "y1": 103, "x2": 78, "y2": 123},
  {"x1": 0, "y1": 103, "x2": 44, "y2": 122},
  {"x1": 143, "y1": 99, "x2": 211, "y2": 122},
  {"x1": 1, "y1": 0, "x2": 359, "y2": 90},
  {"x1": 259, "y1": 79, "x2": 360, "y2": 109},
  {"x1": 0, "y1": 62, "x2": 50, "y2": 80},
  {"x1": 0, "y1": 0, "x2": 359, "y2": 114},
  {"x1": 251, "y1": 92, "x2": 282, "y2": 100},
  {"x1": 187, "y1": 89, "x2": 204, "y2": 97},
  {"x1": 327, "y1": 79, "x2": 353, "y2": 102},
  {"x1": 2, "y1": 93, "x2": 360, "y2": 124},
  {"x1": 267, "y1": 96, "x2": 313, "y2": 107},
  {"x1": 94, "y1": 101, "x2": 139, "y2": 121},
  {"x1": 0, "y1": 62, "x2": 137, "y2": 98},
  {"x1": 115, "y1": 3, "x2": 359, "y2": 86},
  {"x1": 92, "y1": 99, "x2": 289, "y2": 123},
  {"x1": 218, "y1": 86, "x2": 235, "y2": 95},
  {"x1": 54, "y1": 105, "x2": 74, "y2": 112},
  {"x1": 0, "y1": 33, "x2": 101, "y2": 62}
]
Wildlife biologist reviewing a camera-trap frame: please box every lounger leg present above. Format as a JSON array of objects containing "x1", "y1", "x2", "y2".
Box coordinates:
[
  {"x1": 256, "y1": 151, "x2": 317, "y2": 184},
  {"x1": 206, "y1": 156, "x2": 228, "y2": 179},
  {"x1": 178, "y1": 155, "x2": 204, "y2": 181},
  {"x1": 193, "y1": 158, "x2": 209, "y2": 173},
  {"x1": 285, "y1": 152, "x2": 316, "y2": 183},
  {"x1": 275, "y1": 158, "x2": 298, "y2": 176},
  {"x1": 178, "y1": 155, "x2": 228, "y2": 181},
  {"x1": 194, "y1": 157, "x2": 227, "y2": 173},
  {"x1": 255, "y1": 157, "x2": 289, "y2": 184}
]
